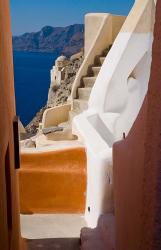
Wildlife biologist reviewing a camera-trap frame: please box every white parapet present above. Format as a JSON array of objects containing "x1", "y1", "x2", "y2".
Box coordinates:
[
  {"x1": 70, "y1": 13, "x2": 126, "y2": 102},
  {"x1": 42, "y1": 104, "x2": 71, "y2": 129},
  {"x1": 73, "y1": 0, "x2": 156, "y2": 227}
]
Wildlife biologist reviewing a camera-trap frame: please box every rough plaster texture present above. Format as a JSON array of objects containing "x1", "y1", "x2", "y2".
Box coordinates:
[
  {"x1": 85, "y1": 13, "x2": 111, "y2": 57},
  {"x1": 114, "y1": 98, "x2": 148, "y2": 250},
  {"x1": 0, "y1": 0, "x2": 25, "y2": 249},
  {"x1": 114, "y1": 0, "x2": 161, "y2": 249},
  {"x1": 42, "y1": 104, "x2": 71, "y2": 128},
  {"x1": 79, "y1": 1, "x2": 159, "y2": 249},
  {"x1": 81, "y1": 214, "x2": 115, "y2": 250},
  {"x1": 70, "y1": 14, "x2": 126, "y2": 100},
  {"x1": 1, "y1": 1, "x2": 160, "y2": 250},
  {"x1": 137, "y1": 1, "x2": 161, "y2": 248},
  {"x1": 74, "y1": 0, "x2": 155, "y2": 228},
  {"x1": 19, "y1": 148, "x2": 87, "y2": 214}
]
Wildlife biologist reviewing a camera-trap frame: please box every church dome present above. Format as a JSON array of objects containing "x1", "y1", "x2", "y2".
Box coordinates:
[{"x1": 56, "y1": 55, "x2": 67, "y2": 62}]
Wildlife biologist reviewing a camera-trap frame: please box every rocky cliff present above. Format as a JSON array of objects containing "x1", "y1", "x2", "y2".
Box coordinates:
[
  {"x1": 13, "y1": 24, "x2": 84, "y2": 57},
  {"x1": 25, "y1": 51, "x2": 84, "y2": 135}
]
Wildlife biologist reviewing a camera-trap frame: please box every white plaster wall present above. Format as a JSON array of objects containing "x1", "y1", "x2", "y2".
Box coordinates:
[
  {"x1": 89, "y1": 33, "x2": 152, "y2": 113},
  {"x1": 42, "y1": 104, "x2": 71, "y2": 129},
  {"x1": 51, "y1": 66, "x2": 55, "y2": 83},
  {"x1": 70, "y1": 14, "x2": 126, "y2": 101},
  {"x1": 70, "y1": 13, "x2": 111, "y2": 101},
  {"x1": 51, "y1": 66, "x2": 61, "y2": 86},
  {"x1": 73, "y1": 0, "x2": 155, "y2": 228},
  {"x1": 73, "y1": 111, "x2": 114, "y2": 228},
  {"x1": 85, "y1": 13, "x2": 111, "y2": 57},
  {"x1": 89, "y1": 32, "x2": 153, "y2": 142}
]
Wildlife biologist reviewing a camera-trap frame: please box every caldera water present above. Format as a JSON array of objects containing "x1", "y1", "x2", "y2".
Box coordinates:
[{"x1": 13, "y1": 51, "x2": 57, "y2": 126}]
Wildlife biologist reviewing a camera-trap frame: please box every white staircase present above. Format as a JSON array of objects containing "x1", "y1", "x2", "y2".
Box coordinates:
[{"x1": 69, "y1": 45, "x2": 112, "y2": 120}]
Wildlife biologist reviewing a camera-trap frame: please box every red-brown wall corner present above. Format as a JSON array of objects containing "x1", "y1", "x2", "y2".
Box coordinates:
[
  {"x1": 0, "y1": 0, "x2": 25, "y2": 249},
  {"x1": 113, "y1": 97, "x2": 148, "y2": 250},
  {"x1": 113, "y1": 1, "x2": 161, "y2": 249}
]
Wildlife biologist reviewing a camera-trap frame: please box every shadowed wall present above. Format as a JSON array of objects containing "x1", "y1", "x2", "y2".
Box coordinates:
[
  {"x1": 0, "y1": 0, "x2": 24, "y2": 249},
  {"x1": 114, "y1": 1, "x2": 161, "y2": 249}
]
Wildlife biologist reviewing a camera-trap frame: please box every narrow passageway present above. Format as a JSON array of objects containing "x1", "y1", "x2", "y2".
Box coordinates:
[{"x1": 2, "y1": 1, "x2": 160, "y2": 250}]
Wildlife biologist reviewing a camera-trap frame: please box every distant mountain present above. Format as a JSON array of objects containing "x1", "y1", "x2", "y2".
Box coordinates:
[{"x1": 13, "y1": 24, "x2": 84, "y2": 57}]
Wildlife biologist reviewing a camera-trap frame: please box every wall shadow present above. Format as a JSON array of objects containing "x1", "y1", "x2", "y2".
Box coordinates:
[{"x1": 26, "y1": 238, "x2": 80, "y2": 250}]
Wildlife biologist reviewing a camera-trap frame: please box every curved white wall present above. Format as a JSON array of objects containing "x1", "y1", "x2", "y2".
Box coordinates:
[
  {"x1": 70, "y1": 14, "x2": 126, "y2": 101},
  {"x1": 73, "y1": 0, "x2": 156, "y2": 228}
]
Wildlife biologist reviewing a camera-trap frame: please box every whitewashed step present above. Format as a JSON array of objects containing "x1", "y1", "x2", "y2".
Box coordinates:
[
  {"x1": 78, "y1": 87, "x2": 92, "y2": 101},
  {"x1": 83, "y1": 77, "x2": 96, "y2": 87},
  {"x1": 99, "y1": 56, "x2": 106, "y2": 65},
  {"x1": 21, "y1": 214, "x2": 86, "y2": 239},
  {"x1": 58, "y1": 121, "x2": 71, "y2": 129},
  {"x1": 73, "y1": 99, "x2": 88, "y2": 112},
  {"x1": 92, "y1": 66, "x2": 101, "y2": 76},
  {"x1": 69, "y1": 110, "x2": 81, "y2": 122}
]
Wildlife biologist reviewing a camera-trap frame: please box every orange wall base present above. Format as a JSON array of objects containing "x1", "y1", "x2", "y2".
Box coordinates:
[{"x1": 19, "y1": 148, "x2": 87, "y2": 214}]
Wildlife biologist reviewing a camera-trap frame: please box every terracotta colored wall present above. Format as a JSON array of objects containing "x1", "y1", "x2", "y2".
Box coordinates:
[
  {"x1": 19, "y1": 148, "x2": 87, "y2": 214},
  {"x1": 113, "y1": 1, "x2": 161, "y2": 249},
  {"x1": 0, "y1": 0, "x2": 24, "y2": 249}
]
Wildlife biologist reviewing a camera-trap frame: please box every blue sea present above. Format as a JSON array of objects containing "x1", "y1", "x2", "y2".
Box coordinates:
[{"x1": 13, "y1": 51, "x2": 58, "y2": 126}]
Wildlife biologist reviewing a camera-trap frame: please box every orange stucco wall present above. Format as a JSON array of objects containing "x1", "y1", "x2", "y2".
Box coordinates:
[
  {"x1": 0, "y1": 0, "x2": 25, "y2": 249},
  {"x1": 19, "y1": 148, "x2": 87, "y2": 214},
  {"x1": 114, "y1": 1, "x2": 161, "y2": 249}
]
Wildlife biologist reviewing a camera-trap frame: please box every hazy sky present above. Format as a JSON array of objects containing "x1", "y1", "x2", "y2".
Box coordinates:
[{"x1": 11, "y1": 0, "x2": 134, "y2": 35}]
